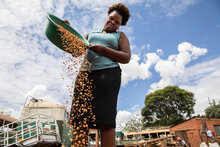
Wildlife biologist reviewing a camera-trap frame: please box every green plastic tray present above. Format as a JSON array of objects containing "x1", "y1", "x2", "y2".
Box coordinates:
[{"x1": 45, "y1": 13, "x2": 89, "y2": 51}]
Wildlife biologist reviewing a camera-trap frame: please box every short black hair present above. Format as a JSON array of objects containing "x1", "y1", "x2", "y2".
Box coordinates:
[{"x1": 108, "y1": 3, "x2": 130, "y2": 26}]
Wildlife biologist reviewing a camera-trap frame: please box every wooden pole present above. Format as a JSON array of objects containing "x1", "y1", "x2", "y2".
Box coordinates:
[{"x1": 95, "y1": 129, "x2": 99, "y2": 147}]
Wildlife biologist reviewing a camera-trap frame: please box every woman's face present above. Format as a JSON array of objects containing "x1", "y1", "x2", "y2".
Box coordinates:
[{"x1": 103, "y1": 11, "x2": 122, "y2": 33}]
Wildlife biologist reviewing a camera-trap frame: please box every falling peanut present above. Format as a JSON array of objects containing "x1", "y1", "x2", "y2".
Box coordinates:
[{"x1": 57, "y1": 24, "x2": 96, "y2": 146}]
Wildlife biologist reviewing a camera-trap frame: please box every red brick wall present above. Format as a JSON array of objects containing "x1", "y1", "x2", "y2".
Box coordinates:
[
  {"x1": 206, "y1": 118, "x2": 220, "y2": 142},
  {"x1": 169, "y1": 117, "x2": 220, "y2": 147}
]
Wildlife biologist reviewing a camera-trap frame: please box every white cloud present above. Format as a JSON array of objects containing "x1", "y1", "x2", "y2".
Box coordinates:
[
  {"x1": 147, "y1": 42, "x2": 220, "y2": 115},
  {"x1": 116, "y1": 110, "x2": 132, "y2": 128},
  {"x1": 127, "y1": 0, "x2": 200, "y2": 18},
  {"x1": 185, "y1": 57, "x2": 220, "y2": 82},
  {"x1": 182, "y1": 73, "x2": 220, "y2": 114},
  {"x1": 131, "y1": 104, "x2": 140, "y2": 111},
  {"x1": 146, "y1": 0, "x2": 199, "y2": 18},
  {"x1": 0, "y1": 0, "x2": 67, "y2": 30},
  {"x1": 145, "y1": 3, "x2": 152, "y2": 8},
  {"x1": 150, "y1": 42, "x2": 207, "y2": 91},
  {"x1": 147, "y1": 44, "x2": 151, "y2": 50},
  {"x1": 127, "y1": 0, "x2": 144, "y2": 5},
  {"x1": 25, "y1": 85, "x2": 60, "y2": 102},
  {"x1": 156, "y1": 49, "x2": 163, "y2": 55},
  {"x1": 139, "y1": 43, "x2": 150, "y2": 51},
  {"x1": 26, "y1": 85, "x2": 47, "y2": 97},
  {"x1": 0, "y1": 0, "x2": 72, "y2": 117},
  {"x1": 120, "y1": 52, "x2": 160, "y2": 86},
  {"x1": 140, "y1": 45, "x2": 146, "y2": 50},
  {"x1": 135, "y1": 12, "x2": 142, "y2": 20},
  {"x1": 180, "y1": 57, "x2": 220, "y2": 114},
  {"x1": 165, "y1": 0, "x2": 199, "y2": 18},
  {"x1": 116, "y1": 104, "x2": 142, "y2": 131},
  {"x1": 69, "y1": 0, "x2": 120, "y2": 9}
]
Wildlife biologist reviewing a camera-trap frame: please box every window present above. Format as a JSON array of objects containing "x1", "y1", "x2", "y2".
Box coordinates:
[{"x1": 214, "y1": 125, "x2": 220, "y2": 137}]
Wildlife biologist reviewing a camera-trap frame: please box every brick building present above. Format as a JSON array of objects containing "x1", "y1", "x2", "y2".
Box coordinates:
[{"x1": 170, "y1": 117, "x2": 220, "y2": 147}]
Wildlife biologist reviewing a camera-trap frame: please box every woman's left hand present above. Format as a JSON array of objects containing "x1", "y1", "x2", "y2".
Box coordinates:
[{"x1": 62, "y1": 19, "x2": 70, "y2": 25}]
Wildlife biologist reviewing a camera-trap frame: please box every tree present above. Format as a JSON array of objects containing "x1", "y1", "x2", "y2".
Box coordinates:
[
  {"x1": 122, "y1": 114, "x2": 144, "y2": 132},
  {"x1": 141, "y1": 86, "x2": 195, "y2": 127},
  {"x1": 205, "y1": 99, "x2": 220, "y2": 118}
]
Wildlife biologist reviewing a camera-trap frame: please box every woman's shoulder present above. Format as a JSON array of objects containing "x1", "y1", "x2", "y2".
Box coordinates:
[
  {"x1": 119, "y1": 31, "x2": 126, "y2": 35},
  {"x1": 119, "y1": 31, "x2": 128, "y2": 39}
]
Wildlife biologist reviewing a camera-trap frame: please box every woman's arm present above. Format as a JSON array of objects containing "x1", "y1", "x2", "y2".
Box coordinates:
[{"x1": 88, "y1": 32, "x2": 131, "y2": 64}]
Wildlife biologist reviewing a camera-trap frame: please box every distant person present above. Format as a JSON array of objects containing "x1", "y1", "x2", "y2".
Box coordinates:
[
  {"x1": 207, "y1": 130, "x2": 216, "y2": 140},
  {"x1": 211, "y1": 130, "x2": 215, "y2": 137},
  {"x1": 177, "y1": 137, "x2": 186, "y2": 146}
]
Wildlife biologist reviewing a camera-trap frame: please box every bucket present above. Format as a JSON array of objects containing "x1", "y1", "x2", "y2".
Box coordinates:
[{"x1": 45, "y1": 13, "x2": 89, "y2": 50}]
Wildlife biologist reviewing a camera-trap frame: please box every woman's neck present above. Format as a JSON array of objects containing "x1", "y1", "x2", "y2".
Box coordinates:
[{"x1": 102, "y1": 29, "x2": 116, "y2": 34}]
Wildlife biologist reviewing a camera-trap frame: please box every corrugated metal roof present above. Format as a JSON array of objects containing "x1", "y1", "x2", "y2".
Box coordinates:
[
  {"x1": 0, "y1": 113, "x2": 17, "y2": 126},
  {"x1": 125, "y1": 128, "x2": 170, "y2": 135}
]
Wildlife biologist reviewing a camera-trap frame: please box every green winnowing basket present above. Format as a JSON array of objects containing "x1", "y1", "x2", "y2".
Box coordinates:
[{"x1": 45, "y1": 13, "x2": 89, "y2": 51}]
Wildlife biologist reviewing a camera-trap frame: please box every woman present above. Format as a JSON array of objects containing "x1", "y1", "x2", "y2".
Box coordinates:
[{"x1": 70, "y1": 3, "x2": 131, "y2": 146}]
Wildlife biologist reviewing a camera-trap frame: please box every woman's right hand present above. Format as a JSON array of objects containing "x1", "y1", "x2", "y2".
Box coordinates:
[{"x1": 62, "y1": 19, "x2": 70, "y2": 25}]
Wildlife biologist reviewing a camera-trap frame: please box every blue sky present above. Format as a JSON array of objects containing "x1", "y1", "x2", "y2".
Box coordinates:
[{"x1": 0, "y1": 0, "x2": 220, "y2": 130}]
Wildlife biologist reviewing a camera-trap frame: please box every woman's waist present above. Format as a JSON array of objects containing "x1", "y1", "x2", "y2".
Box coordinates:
[{"x1": 80, "y1": 66, "x2": 121, "y2": 73}]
